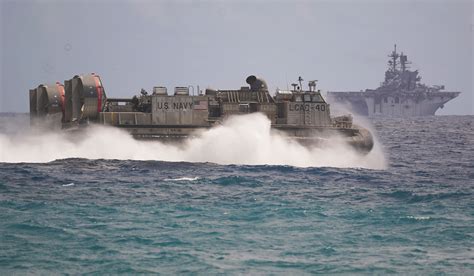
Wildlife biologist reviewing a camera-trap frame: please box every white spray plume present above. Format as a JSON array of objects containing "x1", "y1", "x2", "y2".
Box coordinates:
[{"x1": 0, "y1": 113, "x2": 386, "y2": 169}]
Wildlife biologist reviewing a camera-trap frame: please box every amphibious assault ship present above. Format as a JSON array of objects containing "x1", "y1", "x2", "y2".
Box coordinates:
[
  {"x1": 328, "y1": 45, "x2": 460, "y2": 117},
  {"x1": 29, "y1": 74, "x2": 374, "y2": 153}
]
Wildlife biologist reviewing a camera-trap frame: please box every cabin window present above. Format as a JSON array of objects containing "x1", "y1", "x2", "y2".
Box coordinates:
[
  {"x1": 304, "y1": 94, "x2": 311, "y2": 102},
  {"x1": 295, "y1": 95, "x2": 302, "y2": 102},
  {"x1": 312, "y1": 95, "x2": 323, "y2": 102}
]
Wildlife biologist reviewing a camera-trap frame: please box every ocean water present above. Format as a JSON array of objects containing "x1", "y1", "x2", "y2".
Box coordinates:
[{"x1": 0, "y1": 114, "x2": 473, "y2": 274}]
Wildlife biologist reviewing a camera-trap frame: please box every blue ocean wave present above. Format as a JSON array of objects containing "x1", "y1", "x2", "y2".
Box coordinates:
[{"x1": 0, "y1": 116, "x2": 473, "y2": 274}]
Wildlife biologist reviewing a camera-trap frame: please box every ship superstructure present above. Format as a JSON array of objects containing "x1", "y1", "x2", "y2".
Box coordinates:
[{"x1": 328, "y1": 45, "x2": 460, "y2": 117}]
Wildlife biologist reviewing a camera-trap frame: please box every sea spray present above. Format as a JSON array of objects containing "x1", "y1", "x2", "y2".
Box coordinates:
[{"x1": 0, "y1": 113, "x2": 386, "y2": 169}]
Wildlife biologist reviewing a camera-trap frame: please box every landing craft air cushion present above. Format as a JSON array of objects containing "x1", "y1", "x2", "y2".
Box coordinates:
[{"x1": 29, "y1": 74, "x2": 374, "y2": 154}]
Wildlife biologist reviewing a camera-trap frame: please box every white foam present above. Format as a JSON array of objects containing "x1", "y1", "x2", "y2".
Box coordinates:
[
  {"x1": 164, "y1": 177, "x2": 200, "y2": 181},
  {"x1": 0, "y1": 113, "x2": 387, "y2": 169},
  {"x1": 406, "y1": 215, "x2": 431, "y2": 220}
]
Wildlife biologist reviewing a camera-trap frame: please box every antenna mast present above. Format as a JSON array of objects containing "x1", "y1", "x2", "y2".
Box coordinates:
[
  {"x1": 298, "y1": 76, "x2": 304, "y2": 90},
  {"x1": 388, "y1": 44, "x2": 400, "y2": 71}
]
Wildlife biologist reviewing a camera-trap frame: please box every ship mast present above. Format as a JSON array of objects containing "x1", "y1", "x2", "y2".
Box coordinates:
[{"x1": 388, "y1": 44, "x2": 400, "y2": 71}]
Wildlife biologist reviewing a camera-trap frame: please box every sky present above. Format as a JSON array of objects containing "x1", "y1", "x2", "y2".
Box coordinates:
[{"x1": 1, "y1": 0, "x2": 473, "y2": 115}]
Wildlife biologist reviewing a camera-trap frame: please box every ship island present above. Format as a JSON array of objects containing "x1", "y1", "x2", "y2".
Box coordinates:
[{"x1": 327, "y1": 45, "x2": 460, "y2": 117}]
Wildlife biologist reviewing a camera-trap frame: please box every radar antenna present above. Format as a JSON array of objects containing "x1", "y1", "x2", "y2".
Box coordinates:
[
  {"x1": 291, "y1": 83, "x2": 298, "y2": 91},
  {"x1": 399, "y1": 52, "x2": 411, "y2": 72}
]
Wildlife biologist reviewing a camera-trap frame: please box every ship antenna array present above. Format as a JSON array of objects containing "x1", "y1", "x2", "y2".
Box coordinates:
[
  {"x1": 388, "y1": 44, "x2": 400, "y2": 71},
  {"x1": 399, "y1": 52, "x2": 411, "y2": 72}
]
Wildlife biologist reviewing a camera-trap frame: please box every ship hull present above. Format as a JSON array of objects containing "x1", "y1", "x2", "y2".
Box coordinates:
[
  {"x1": 64, "y1": 123, "x2": 374, "y2": 154},
  {"x1": 125, "y1": 124, "x2": 374, "y2": 154},
  {"x1": 327, "y1": 91, "x2": 460, "y2": 117}
]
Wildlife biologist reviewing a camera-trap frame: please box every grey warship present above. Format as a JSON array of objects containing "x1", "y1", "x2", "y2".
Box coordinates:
[
  {"x1": 328, "y1": 45, "x2": 460, "y2": 117},
  {"x1": 29, "y1": 74, "x2": 374, "y2": 153}
]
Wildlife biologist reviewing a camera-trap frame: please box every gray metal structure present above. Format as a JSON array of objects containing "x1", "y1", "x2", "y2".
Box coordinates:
[
  {"x1": 29, "y1": 82, "x2": 65, "y2": 129},
  {"x1": 328, "y1": 45, "x2": 460, "y2": 117},
  {"x1": 29, "y1": 74, "x2": 374, "y2": 153}
]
